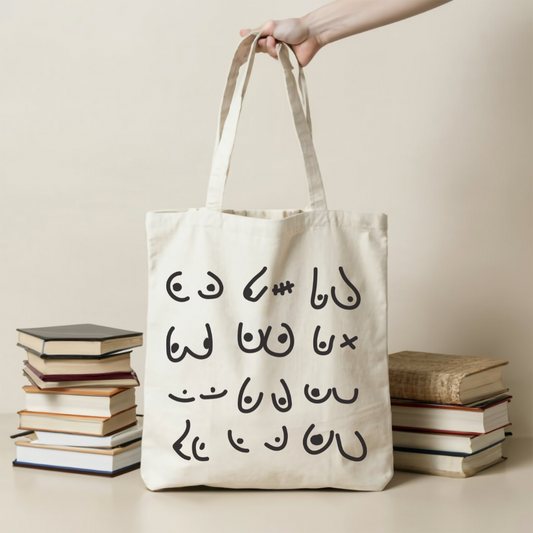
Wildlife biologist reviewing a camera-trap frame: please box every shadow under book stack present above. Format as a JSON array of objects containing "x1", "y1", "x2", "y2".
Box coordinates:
[
  {"x1": 389, "y1": 351, "x2": 512, "y2": 478},
  {"x1": 12, "y1": 324, "x2": 144, "y2": 477}
]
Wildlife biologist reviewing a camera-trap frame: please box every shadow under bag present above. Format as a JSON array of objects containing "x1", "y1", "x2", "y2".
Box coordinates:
[{"x1": 141, "y1": 31, "x2": 393, "y2": 490}]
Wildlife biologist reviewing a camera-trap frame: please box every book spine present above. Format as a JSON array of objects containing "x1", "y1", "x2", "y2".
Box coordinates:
[{"x1": 389, "y1": 369, "x2": 462, "y2": 404}]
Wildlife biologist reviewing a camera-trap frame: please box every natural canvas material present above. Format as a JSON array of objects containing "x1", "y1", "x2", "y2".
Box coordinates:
[{"x1": 141, "y1": 32, "x2": 393, "y2": 490}]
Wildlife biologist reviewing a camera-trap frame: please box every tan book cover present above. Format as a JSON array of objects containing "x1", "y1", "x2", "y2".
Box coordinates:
[{"x1": 388, "y1": 351, "x2": 508, "y2": 405}]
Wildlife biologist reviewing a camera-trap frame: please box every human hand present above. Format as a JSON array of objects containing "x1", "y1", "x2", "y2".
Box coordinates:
[{"x1": 239, "y1": 18, "x2": 323, "y2": 67}]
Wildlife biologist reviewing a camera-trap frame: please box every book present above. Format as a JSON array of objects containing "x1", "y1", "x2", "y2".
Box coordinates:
[
  {"x1": 23, "y1": 386, "x2": 136, "y2": 417},
  {"x1": 23, "y1": 362, "x2": 139, "y2": 389},
  {"x1": 389, "y1": 351, "x2": 508, "y2": 405},
  {"x1": 393, "y1": 442, "x2": 506, "y2": 477},
  {"x1": 34, "y1": 417, "x2": 143, "y2": 448},
  {"x1": 17, "y1": 323, "x2": 143, "y2": 357},
  {"x1": 25, "y1": 350, "x2": 132, "y2": 375},
  {"x1": 18, "y1": 406, "x2": 137, "y2": 436},
  {"x1": 13, "y1": 439, "x2": 141, "y2": 476},
  {"x1": 393, "y1": 427, "x2": 506, "y2": 455},
  {"x1": 19, "y1": 344, "x2": 133, "y2": 360},
  {"x1": 23, "y1": 361, "x2": 136, "y2": 383},
  {"x1": 391, "y1": 396, "x2": 511, "y2": 435}
]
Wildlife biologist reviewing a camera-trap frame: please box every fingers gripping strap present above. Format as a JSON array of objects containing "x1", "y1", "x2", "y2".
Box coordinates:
[{"x1": 205, "y1": 33, "x2": 327, "y2": 211}]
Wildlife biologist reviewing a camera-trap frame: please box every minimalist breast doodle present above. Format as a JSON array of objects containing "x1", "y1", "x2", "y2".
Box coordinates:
[{"x1": 165, "y1": 265, "x2": 368, "y2": 464}]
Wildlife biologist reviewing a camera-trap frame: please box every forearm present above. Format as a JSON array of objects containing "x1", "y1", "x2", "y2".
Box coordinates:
[{"x1": 303, "y1": 0, "x2": 453, "y2": 47}]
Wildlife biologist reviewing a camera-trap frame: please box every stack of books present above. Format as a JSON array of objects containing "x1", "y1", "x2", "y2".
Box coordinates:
[
  {"x1": 389, "y1": 351, "x2": 511, "y2": 478},
  {"x1": 12, "y1": 323, "x2": 144, "y2": 477}
]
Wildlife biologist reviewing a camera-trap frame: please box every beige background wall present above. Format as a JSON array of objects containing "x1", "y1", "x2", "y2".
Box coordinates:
[{"x1": 1, "y1": 1, "x2": 531, "y2": 436}]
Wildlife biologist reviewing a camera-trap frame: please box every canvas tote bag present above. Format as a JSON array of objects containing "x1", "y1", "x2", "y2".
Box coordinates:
[{"x1": 141, "y1": 31, "x2": 393, "y2": 491}]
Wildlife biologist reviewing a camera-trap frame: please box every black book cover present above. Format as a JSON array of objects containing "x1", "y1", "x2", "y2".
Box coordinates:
[{"x1": 17, "y1": 323, "x2": 143, "y2": 342}]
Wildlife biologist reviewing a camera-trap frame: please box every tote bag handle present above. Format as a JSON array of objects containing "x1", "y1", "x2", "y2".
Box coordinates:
[{"x1": 205, "y1": 32, "x2": 328, "y2": 212}]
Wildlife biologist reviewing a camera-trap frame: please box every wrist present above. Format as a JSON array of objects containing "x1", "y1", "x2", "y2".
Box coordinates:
[{"x1": 301, "y1": 12, "x2": 328, "y2": 49}]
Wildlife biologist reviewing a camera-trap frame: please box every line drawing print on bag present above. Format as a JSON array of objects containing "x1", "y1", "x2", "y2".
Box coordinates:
[
  {"x1": 304, "y1": 385, "x2": 359, "y2": 405},
  {"x1": 238, "y1": 377, "x2": 294, "y2": 413},
  {"x1": 168, "y1": 386, "x2": 228, "y2": 403},
  {"x1": 304, "y1": 384, "x2": 332, "y2": 403},
  {"x1": 168, "y1": 389, "x2": 195, "y2": 403},
  {"x1": 237, "y1": 376, "x2": 264, "y2": 413},
  {"x1": 237, "y1": 322, "x2": 295, "y2": 357},
  {"x1": 166, "y1": 270, "x2": 224, "y2": 302},
  {"x1": 310, "y1": 267, "x2": 362, "y2": 310},
  {"x1": 339, "y1": 333, "x2": 358, "y2": 349},
  {"x1": 264, "y1": 426, "x2": 289, "y2": 451},
  {"x1": 172, "y1": 419, "x2": 210, "y2": 462},
  {"x1": 272, "y1": 280, "x2": 295, "y2": 295},
  {"x1": 243, "y1": 266, "x2": 269, "y2": 302},
  {"x1": 312, "y1": 325, "x2": 335, "y2": 355},
  {"x1": 228, "y1": 429, "x2": 250, "y2": 453},
  {"x1": 166, "y1": 324, "x2": 213, "y2": 363},
  {"x1": 313, "y1": 326, "x2": 358, "y2": 354},
  {"x1": 302, "y1": 424, "x2": 335, "y2": 454},
  {"x1": 271, "y1": 378, "x2": 292, "y2": 412},
  {"x1": 302, "y1": 424, "x2": 368, "y2": 461}
]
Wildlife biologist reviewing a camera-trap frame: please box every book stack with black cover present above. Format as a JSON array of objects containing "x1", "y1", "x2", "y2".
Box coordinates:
[
  {"x1": 389, "y1": 351, "x2": 511, "y2": 478},
  {"x1": 12, "y1": 324, "x2": 144, "y2": 477}
]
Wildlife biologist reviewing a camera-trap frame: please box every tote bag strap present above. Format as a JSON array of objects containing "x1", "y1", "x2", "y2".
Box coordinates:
[{"x1": 205, "y1": 32, "x2": 328, "y2": 212}]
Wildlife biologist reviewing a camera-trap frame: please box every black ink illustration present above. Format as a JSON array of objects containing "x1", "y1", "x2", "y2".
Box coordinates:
[
  {"x1": 331, "y1": 267, "x2": 361, "y2": 310},
  {"x1": 272, "y1": 281, "x2": 295, "y2": 296},
  {"x1": 172, "y1": 419, "x2": 209, "y2": 461},
  {"x1": 310, "y1": 266, "x2": 361, "y2": 310},
  {"x1": 332, "y1": 388, "x2": 359, "y2": 404},
  {"x1": 198, "y1": 271, "x2": 224, "y2": 300},
  {"x1": 271, "y1": 379, "x2": 292, "y2": 412},
  {"x1": 237, "y1": 323, "x2": 263, "y2": 354},
  {"x1": 312, "y1": 326, "x2": 335, "y2": 355},
  {"x1": 169, "y1": 390, "x2": 195, "y2": 403},
  {"x1": 243, "y1": 266, "x2": 269, "y2": 302},
  {"x1": 264, "y1": 426, "x2": 288, "y2": 451},
  {"x1": 169, "y1": 386, "x2": 228, "y2": 403},
  {"x1": 237, "y1": 377, "x2": 264, "y2": 414},
  {"x1": 340, "y1": 334, "x2": 358, "y2": 350},
  {"x1": 166, "y1": 324, "x2": 213, "y2": 363},
  {"x1": 304, "y1": 384, "x2": 332, "y2": 404},
  {"x1": 335, "y1": 431, "x2": 367, "y2": 462},
  {"x1": 303, "y1": 424, "x2": 335, "y2": 455},
  {"x1": 237, "y1": 322, "x2": 295, "y2": 357},
  {"x1": 191, "y1": 436, "x2": 209, "y2": 461},
  {"x1": 304, "y1": 385, "x2": 359, "y2": 405},
  {"x1": 166, "y1": 271, "x2": 189, "y2": 303},
  {"x1": 302, "y1": 424, "x2": 368, "y2": 462},
  {"x1": 166, "y1": 270, "x2": 224, "y2": 302},
  {"x1": 199, "y1": 387, "x2": 228, "y2": 400},
  {"x1": 228, "y1": 430, "x2": 250, "y2": 453},
  {"x1": 310, "y1": 267, "x2": 328, "y2": 309}
]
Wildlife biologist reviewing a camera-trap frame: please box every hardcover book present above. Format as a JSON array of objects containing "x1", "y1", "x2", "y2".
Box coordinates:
[
  {"x1": 13, "y1": 438, "x2": 141, "y2": 476},
  {"x1": 389, "y1": 351, "x2": 508, "y2": 405},
  {"x1": 23, "y1": 386, "x2": 136, "y2": 417},
  {"x1": 17, "y1": 323, "x2": 143, "y2": 356}
]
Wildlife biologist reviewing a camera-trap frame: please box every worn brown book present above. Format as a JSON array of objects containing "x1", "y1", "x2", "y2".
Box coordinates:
[{"x1": 389, "y1": 351, "x2": 508, "y2": 405}]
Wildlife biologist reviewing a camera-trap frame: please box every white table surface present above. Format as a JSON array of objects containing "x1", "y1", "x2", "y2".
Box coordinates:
[{"x1": 1, "y1": 414, "x2": 531, "y2": 533}]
